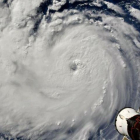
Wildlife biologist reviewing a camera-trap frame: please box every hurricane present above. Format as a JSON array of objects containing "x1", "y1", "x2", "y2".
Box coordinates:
[{"x1": 0, "y1": 0, "x2": 140, "y2": 139}]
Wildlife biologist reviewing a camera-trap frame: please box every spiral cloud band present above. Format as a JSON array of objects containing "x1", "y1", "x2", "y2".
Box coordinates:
[{"x1": 0, "y1": 0, "x2": 140, "y2": 139}]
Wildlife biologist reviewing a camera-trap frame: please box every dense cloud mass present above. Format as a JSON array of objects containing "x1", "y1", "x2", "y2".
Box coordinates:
[{"x1": 0, "y1": 0, "x2": 140, "y2": 139}]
